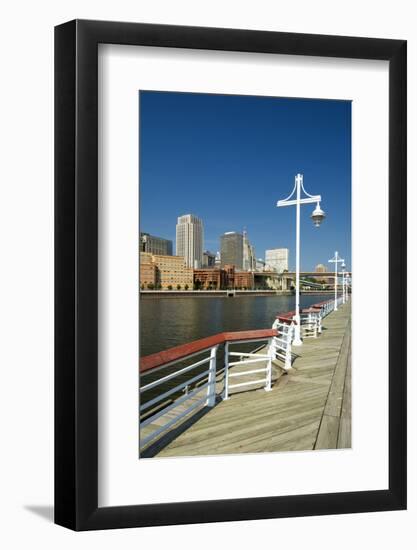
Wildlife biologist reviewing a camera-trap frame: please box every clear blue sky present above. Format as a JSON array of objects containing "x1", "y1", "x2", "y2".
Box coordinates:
[{"x1": 139, "y1": 91, "x2": 351, "y2": 271}]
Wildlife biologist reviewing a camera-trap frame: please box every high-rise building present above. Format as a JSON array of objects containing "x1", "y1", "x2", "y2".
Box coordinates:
[
  {"x1": 256, "y1": 258, "x2": 266, "y2": 271},
  {"x1": 220, "y1": 232, "x2": 244, "y2": 269},
  {"x1": 140, "y1": 232, "x2": 173, "y2": 256},
  {"x1": 265, "y1": 248, "x2": 289, "y2": 273},
  {"x1": 243, "y1": 231, "x2": 256, "y2": 271},
  {"x1": 202, "y1": 250, "x2": 216, "y2": 268},
  {"x1": 250, "y1": 245, "x2": 256, "y2": 270},
  {"x1": 176, "y1": 214, "x2": 203, "y2": 268}
]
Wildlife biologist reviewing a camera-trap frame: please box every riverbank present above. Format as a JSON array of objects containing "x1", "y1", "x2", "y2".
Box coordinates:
[{"x1": 140, "y1": 289, "x2": 336, "y2": 298}]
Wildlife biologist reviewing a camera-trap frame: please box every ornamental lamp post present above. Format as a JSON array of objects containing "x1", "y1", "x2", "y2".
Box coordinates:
[
  {"x1": 328, "y1": 251, "x2": 344, "y2": 311},
  {"x1": 311, "y1": 203, "x2": 326, "y2": 227},
  {"x1": 277, "y1": 173, "x2": 325, "y2": 346}
]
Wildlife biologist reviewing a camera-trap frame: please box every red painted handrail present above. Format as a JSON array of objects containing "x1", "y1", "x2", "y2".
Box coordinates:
[
  {"x1": 140, "y1": 298, "x2": 336, "y2": 374},
  {"x1": 312, "y1": 299, "x2": 332, "y2": 307},
  {"x1": 278, "y1": 310, "x2": 295, "y2": 320},
  {"x1": 140, "y1": 328, "x2": 277, "y2": 373},
  {"x1": 276, "y1": 315, "x2": 297, "y2": 324},
  {"x1": 277, "y1": 298, "x2": 333, "y2": 320}
]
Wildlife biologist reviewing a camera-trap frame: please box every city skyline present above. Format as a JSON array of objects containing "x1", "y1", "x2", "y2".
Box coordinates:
[
  {"x1": 140, "y1": 220, "x2": 344, "y2": 272},
  {"x1": 140, "y1": 214, "x2": 350, "y2": 272},
  {"x1": 139, "y1": 91, "x2": 351, "y2": 271}
]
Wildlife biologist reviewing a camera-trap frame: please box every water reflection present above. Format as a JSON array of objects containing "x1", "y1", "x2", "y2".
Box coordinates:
[{"x1": 140, "y1": 294, "x2": 328, "y2": 357}]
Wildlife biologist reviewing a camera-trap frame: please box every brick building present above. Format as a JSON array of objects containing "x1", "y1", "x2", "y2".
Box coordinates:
[
  {"x1": 234, "y1": 270, "x2": 255, "y2": 289},
  {"x1": 140, "y1": 252, "x2": 193, "y2": 290},
  {"x1": 193, "y1": 268, "x2": 225, "y2": 290},
  {"x1": 140, "y1": 252, "x2": 157, "y2": 288},
  {"x1": 140, "y1": 254, "x2": 255, "y2": 291},
  {"x1": 193, "y1": 265, "x2": 254, "y2": 290},
  {"x1": 153, "y1": 254, "x2": 193, "y2": 289}
]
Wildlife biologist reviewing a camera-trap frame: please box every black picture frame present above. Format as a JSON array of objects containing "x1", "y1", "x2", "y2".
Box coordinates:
[{"x1": 55, "y1": 19, "x2": 407, "y2": 531}]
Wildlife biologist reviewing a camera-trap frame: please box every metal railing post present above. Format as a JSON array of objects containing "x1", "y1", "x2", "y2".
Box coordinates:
[
  {"x1": 265, "y1": 338, "x2": 273, "y2": 392},
  {"x1": 223, "y1": 342, "x2": 230, "y2": 400},
  {"x1": 285, "y1": 326, "x2": 293, "y2": 370},
  {"x1": 206, "y1": 345, "x2": 218, "y2": 407}
]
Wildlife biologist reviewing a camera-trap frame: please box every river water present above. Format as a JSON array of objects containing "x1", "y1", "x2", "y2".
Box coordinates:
[{"x1": 140, "y1": 293, "x2": 330, "y2": 357}]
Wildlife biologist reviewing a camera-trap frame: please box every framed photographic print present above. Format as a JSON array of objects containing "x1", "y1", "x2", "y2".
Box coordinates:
[{"x1": 55, "y1": 20, "x2": 407, "y2": 530}]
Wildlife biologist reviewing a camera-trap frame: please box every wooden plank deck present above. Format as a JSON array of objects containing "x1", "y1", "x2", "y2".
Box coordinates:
[{"x1": 141, "y1": 302, "x2": 351, "y2": 458}]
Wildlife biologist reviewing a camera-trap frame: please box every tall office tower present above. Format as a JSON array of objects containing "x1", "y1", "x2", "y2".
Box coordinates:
[
  {"x1": 140, "y1": 232, "x2": 173, "y2": 256},
  {"x1": 242, "y1": 230, "x2": 256, "y2": 271},
  {"x1": 250, "y1": 245, "x2": 257, "y2": 271},
  {"x1": 220, "y1": 232, "x2": 244, "y2": 269},
  {"x1": 176, "y1": 214, "x2": 203, "y2": 268},
  {"x1": 265, "y1": 248, "x2": 289, "y2": 273},
  {"x1": 202, "y1": 250, "x2": 216, "y2": 268},
  {"x1": 256, "y1": 258, "x2": 266, "y2": 271}
]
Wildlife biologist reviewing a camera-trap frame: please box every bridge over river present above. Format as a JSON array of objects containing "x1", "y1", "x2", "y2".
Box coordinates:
[
  {"x1": 140, "y1": 300, "x2": 351, "y2": 457},
  {"x1": 254, "y1": 270, "x2": 352, "y2": 290}
]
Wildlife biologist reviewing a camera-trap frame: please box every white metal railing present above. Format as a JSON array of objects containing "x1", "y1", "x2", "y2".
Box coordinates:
[
  {"x1": 139, "y1": 297, "x2": 347, "y2": 452},
  {"x1": 300, "y1": 311, "x2": 320, "y2": 338},
  {"x1": 223, "y1": 338, "x2": 274, "y2": 400},
  {"x1": 288, "y1": 296, "x2": 345, "y2": 340},
  {"x1": 320, "y1": 301, "x2": 332, "y2": 317},
  {"x1": 316, "y1": 296, "x2": 344, "y2": 319},
  {"x1": 224, "y1": 321, "x2": 294, "y2": 400},
  {"x1": 271, "y1": 319, "x2": 294, "y2": 369},
  {"x1": 139, "y1": 345, "x2": 218, "y2": 450}
]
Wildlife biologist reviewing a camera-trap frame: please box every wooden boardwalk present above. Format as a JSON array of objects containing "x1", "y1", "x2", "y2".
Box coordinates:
[{"x1": 142, "y1": 302, "x2": 351, "y2": 457}]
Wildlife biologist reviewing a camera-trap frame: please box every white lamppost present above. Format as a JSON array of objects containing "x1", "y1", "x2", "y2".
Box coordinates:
[
  {"x1": 328, "y1": 251, "x2": 344, "y2": 311},
  {"x1": 277, "y1": 173, "x2": 325, "y2": 346}
]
